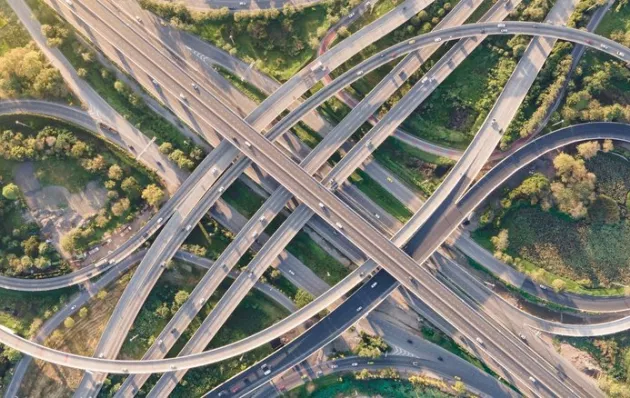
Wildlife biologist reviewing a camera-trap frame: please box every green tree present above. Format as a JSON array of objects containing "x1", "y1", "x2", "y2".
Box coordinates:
[
  {"x1": 79, "y1": 307, "x2": 88, "y2": 318},
  {"x1": 121, "y1": 176, "x2": 141, "y2": 199},
  {"x1": 64, "y1": 317, "x2": 75, "y2": 328},
  {"x1": 142, "y1": 184, "x2": 165, "y2": 207},
  {"x1": 589, "y1": 195, "x2": 620, "y2": 224},
  {"x1": 552, "y1": 279, "x2": 567, "y2": 292},
  {"x1": 111, "y1": 197, "x2": 131, "y2": 217},
  {"x1": 491, "y1": 229, "x2": 509, "y2": 252},
  {"x1": 108, "y1": 164, "x2": 124, "y2": 180},
  {"x1": 2, "y1": 183, "x2": 20, "y2": 200},
  {"x1": 294, "y1": 288, "x2": 314, "y2": 309}
]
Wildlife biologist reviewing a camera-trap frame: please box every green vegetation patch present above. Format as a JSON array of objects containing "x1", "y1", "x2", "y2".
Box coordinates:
[
  {"x1": 288, "y1": 374, "x2": 454, "y2": 398},
  {"x1": 35, "y1": 157, "x2": 94, "y2": 193},
  {"x1": 0, "y1": 0, "x2": 31, "y2": 56},
  {"x1": 287, "y1": 231, "x2": 348, "y2": 285},
  {"x1": 373, "y1": 137, "x2": 454, "y2": 197},
  {"x1": 140, "y1": 0, "x2": 352, "y2": 81},
  {"x1": 349, "y1": 169, "x2": 412, "y2": 222}
]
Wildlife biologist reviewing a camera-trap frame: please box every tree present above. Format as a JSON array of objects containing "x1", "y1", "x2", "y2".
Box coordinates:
[
  {"x1": 453, "y1": 380, "x2": 466, "y2": 395},
  {"x1": 355, "y1": 332, "x2": 389, "y2": 359},
  {"x1": 64, "y1": 317, "x2": 75, "y2": 328},
  {"x1": 111, "y1": 197, "x2": 131, "y2": 217},
  {"x1": 577, "y1": 141, "x2": 600, "y2": 159},
  {"x1": 97, "y1": 290, "x2": 108, "y2": 300},
  {"x1": 589, "y1": 195, "x2": 620, "y2": 224},
  {"x1": 491, "y1": 229, "x2": 509, "y2": 252},
  {"x1": 552, "y1": 279, "x2": 567, "y2": 292},
  {"x1": 0, "y1": 46, "x2": 67, "y2": 99},
  {"x1": 294, "y1": 288, "x2": 314, "y2": 308},
  {"x1": 602, "y1": 139, "x2": 614, "y2": 153},
  {"x1": 2, "y1": 347, "x2": 22, "y2": 363},
  {"x1": 159, "y1": 142, "x2": 173, "y2": 154},
  {"x1": 551, "y1": 153, "x2": 596, "y2": 219},
  {"x1": 121, "y1": 176, "x2": 141, "y2": 198},
  {"x1": 108, "y1": 164, "x2": 124, "y2": 180},
  {"x1": 2, "y1": 183, "x2": 20, "y2": 200},
  {"x1": 79, "y1": 307, "x2": 88, "y2": 318},
  {"x1": 142, "y1": 184, "x2": 165, "y2": 207}
]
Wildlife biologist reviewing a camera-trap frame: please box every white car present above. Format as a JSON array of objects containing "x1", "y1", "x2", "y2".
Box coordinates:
[
  {"x1": 65, "y1": 0, "x2": 73, "y2": 5},
  {"x1": 501, "y1": 28, "x2": 508, "y2": 33},
  {"x1": 370, "y1": 282, "x2": 378, "y2": 288},
  {"x1": 519, "y1": 333, "x2": 527, "y2": 340},
  {"x1": 135, "y1": 16, "x2": 142, "y2": 23},
  {"x1": 98, "y1": 353, "x2": 104, "y2": 358},
  {"x1": 539, "y1": 284, "x2": 548, "y2": 290},
  {"x1": 185, "y1": 225, "x2": 192, "y2": 231},
  {"x1": 434, "y1": 37, "x2": 442, "y2": 42},
  {"x1": 349, "y1": 12, "x2": 355, "y2": 18},
  {"x1": 335, "y1": 222, "x2": 343, "y2": 230},
  {"x1": 179, "y1": 93, "x2": 186, "y2": 101},
  {"x1": 261, "y1": 364, "x2": 271, "y2": 375},
  {"x1": 259, "y1": 215, "x2": 266, "y2": 222},
  {"x1": 497, "y1": 23, "x2": 506, "y2": 28},
  {"x1": 617, "y1": 51, "x2": 625, "y2": 58},
  {"x1": 475, "y1": 337, "x2": 484, "y2": 345},
  {"x1": 239, "y1": 1, "x2": 246, "y2": 4},
  {"x1": 218, "y1": 186, "x2": 225, "y2": 193},
  {"x1": 199, "y1": 298, "x2": 205, "y2": 305},
  {"x1": 351, "y1": 362, "x2": 358, "y2": 367},
  {"x1": 356, "y1": 70, "x2": 364, "y2": 76},
  {"x1": 288, "y1": 269, "x2": 296, "y2": 276},
  {"x1": 192, "y1": 83, "x2": 199, "y2": 90},
  {"x1": 244, "y1": 141, "x2": 252, "y2": 147},
  {"x1": 356, "y1": 306, "x2": 363, "y2": 312},
  {"x1": 157, "y1": 217, "x2": 163, "y2": 223},
  {"x1": 408, "y1": 39, "x2": 415, "y2": 45},
  {"x1": 318, "y1": 202, "x2": 325, "y2": 209},
  {"x1": 600, "y1": 43, "x2": 610, "y2": 50},
  {"x1": 529, "y1": 376, "x2": 536, "y2": 383}
]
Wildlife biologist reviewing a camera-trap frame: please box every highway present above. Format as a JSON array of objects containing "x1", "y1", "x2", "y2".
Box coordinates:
[
  {"x1": 251, "y1": 355, "x2": 511, "y2": 398},
  {"x1": 60, "y1": 1, "x2": 437, "y2": 395},
  {"x1": 0, "y1": 23, "x2": 628, "y2": 394},
  {"x1": 7, "y1": 1, "x2": 630, "y2": 394},
  {"x1": 3, "y1": 248, "x2": 294, "y2": 398}
]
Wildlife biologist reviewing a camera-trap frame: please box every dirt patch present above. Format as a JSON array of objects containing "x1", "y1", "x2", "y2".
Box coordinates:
[
  {"x1": 556, "y1": 341, "x2": 602, "y2": 379},
  {"x1": 18, "y1": 276, "x2": 129, "y2": 396},
  {"x1": 14, "y1": 162, "x2": 107, "y2": 258}
]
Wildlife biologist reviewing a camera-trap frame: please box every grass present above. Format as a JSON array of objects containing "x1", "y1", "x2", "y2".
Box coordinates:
[
  {"x1": 287, "y1": 231, "x2": 348, "y2": 285},
  {"x1": 349, "y1": 169, "x2": 412, "y2": 222},
  {"x1": 0, "y1": 287, "x2": 75, "y2": 335},
  {"x1": 287, "y1": 374, "x2": 454, "y2": 398},
  {"x1": 35, "y1": 157, "x2": 94, "y2": 193},
  {"x1": 594, "y1": 2, "x2": 630, "y2": 38},
  {"x1": 372, "y1": 137, "x2": 454, "y2": 197},
  {"x1": 216, "y1": 66, "x2": 268, "y2": 103},
  {"x1": 222, "y1": 179, "x2": 265, "y2": 219}
]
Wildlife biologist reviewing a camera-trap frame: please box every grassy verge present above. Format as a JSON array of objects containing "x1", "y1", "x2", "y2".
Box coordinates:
[
  {"x1": 216, "y1": 66, "x2": 268, "y2": 103},
  {"x1": 287, "y1": 374, "x2": 454, "y2": 397},
  {"x1": 373, "y1": 137, "x2": 454, "y2": 197},
  {"x1": 287, "y1": 231, "x2": 348, "y2": 285},
  {"x1": 349, "y1": 169, "x2": 412, "y2": 222}
]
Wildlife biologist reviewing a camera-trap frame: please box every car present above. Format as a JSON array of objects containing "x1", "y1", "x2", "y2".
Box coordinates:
[
  {"x1": 380, "y1": 53, "x2": 386, "y2": 58},
  {"x1": 356, "y1": 70, "x2": 364, "y2": 76},
  {"x1": 407, "y1": 339, "x2": 413, "y2": 344},
  {"x1": 370, "y1": 282, "x2": 378, "y2": 288},
  {"x1": 335, "y1": 222, "x2": 344, "y2": 230},
  {"x1": 170, "y1": 365, "x2": 176, "y2": 370},
  {"x1": 199, "y1": 298, "x2": 205, "y2": 305},
  {"x1": 122, "y1": 368, "x2": 129, "y2": 373},
  {"x1": 65, "y1": 0, "x2": 73, "y2": 5},
  {"x1": 171, "y1": 328, "x2": 178, "y2": 335},
  {"x1": 386, "y1": 177, "x2": 393, "y2": 183},
  {"x1": 218, "y1": 186, "x2": 225, "y2": 193},
  {"x1": 421, "y1": 76, "x2": 429, "y2": 84},
  {"x1": 600, "y1": 43, "x2": 610, "y2": 50},
  {"x1": 356, "y1": 306, "x2": 363, "y2": 312},
  {"x1": 71, "y1": 305, "x2": 76, "y2": 311},
  {"x1": 318, "y1": 202, "x2": 325, "y2": 208},
  {"x1": 135, "y1": 16, "x2": 142, "y2": 23},
  {"x1": 497, "y1": 23, "x2": 506, "y2": 28},
  {"x1": 157, "y1": 217, "x2": 163, "y2": 223},
  {"x1": 351, "y1": 362, "x2": 358, "y2": 367},
  {"x1": 519, "y1": 333, "x2": 527, "y2": 340},
  {"x1": 349, "y1": 12, "x2": 355, "y2": 18},
  {"x1": 437, "y1": 356, "x2": 443, "y2": 361},
  {"x1": 179, "y1": 93, "x2": 187, "y2": 101},
  {"x1": 475, "y1": 337, "x2": 484, "y2": 345},
  {"x1": 374, "y1": 213, "x2": 380, "y2": 219},
  {"x1": 261, "y1": 364, "x2": 271, "y2": 375},
  {"x1": 618, "y1": 51, "x2": 625, "y2": 58},
  {"x1": 500, "y1": 28, "x2": 508, "y2": 33},
  {"x1": 185, "y1": 225, "x2": 192, "y2": 231},
  {"x1": 98, "y1": 353, "x2": 104, "y2": 358},
  {"x1": 412, "y1": 361, "x2": 420, "y2": 366},
  {"x1": 151, "y1": 78, "x2": 158, "y2": 85},
  {"x1": 211, "y1": 167, "x2": 218, "y2": 175},
  {"x1": 251, "y1": 231, "x2": 258, "y2": 238},
  {"x1": 192, "y1": 83, "x2": 199, "y2": 90},
  {"x1": 239, "y1": 1, "x2": 246, "y2": 4},
  {"x1": 529, "y1": 376, "x2": 536, "y2": 383},
  {"x1": 158, "y1": 339, "x2": 163, "y2": 345},
  {"x1": 539, "y1": 284, "x2": 548, "y2": 290},
  {"x1": 367, "y1": 361, "x2": 374, "y2": 365},
  {"x1": 160, "y1": 262, "x2": 166, "y2": 268},
  {"x1": 288, "y1": 269, "x2": 296, "y2": 276},
  {"x1": 244, "y1": 141, "x2": 252, "y2": 147},
  {"x1": 408, "y1": 39, "x2": 415, "y2": 45},
  {"x1": 434, "y1": 37, "x2": 442, "y2": 42},
  {"x1": 259, "y1": 215, "x2": 266, "y2": 222},
  {"x1": 330, "y1": 364, "x2": 338, "y2": 369}
]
